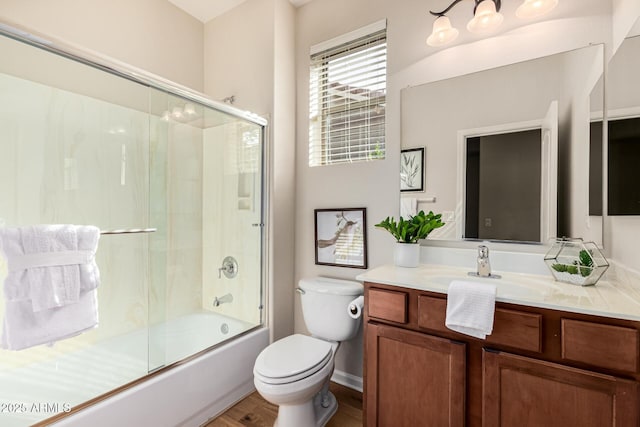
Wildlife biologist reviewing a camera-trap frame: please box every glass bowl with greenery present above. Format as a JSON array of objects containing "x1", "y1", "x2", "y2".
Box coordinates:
[{"x1": 544, "y1": 238, "x2": 609, "y2": 286}]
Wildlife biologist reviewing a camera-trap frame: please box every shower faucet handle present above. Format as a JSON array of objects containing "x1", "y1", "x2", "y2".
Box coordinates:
[{"x1": 218, "y1": 256, "x2": 238, "y2": 279}]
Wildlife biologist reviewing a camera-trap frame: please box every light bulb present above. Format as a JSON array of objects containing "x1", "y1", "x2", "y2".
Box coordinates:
[
  {"x1": 171, "y1": 106, "x2": 183, "y2": 119},
  {"x1": 467, "y1": 0, "x2": 504, "y2": 33},
  {"x1": 427, "y1": 16, "x2": 460, "y2": 47},
  {"x1": 183, "y1": 103, "x2": 196, "y2": 117},
  {"x1": 516, "y1": 0, "x2": 558, "y2": 19}
]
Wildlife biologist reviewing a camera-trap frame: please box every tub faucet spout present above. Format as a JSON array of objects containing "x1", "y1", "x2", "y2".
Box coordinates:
[{"x1": 213, "y1": 293, "x2": 233, "y2": 307}]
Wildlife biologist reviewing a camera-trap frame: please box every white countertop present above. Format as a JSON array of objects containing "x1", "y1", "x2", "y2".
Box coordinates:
[{"x1": 356, "y1": 264, "x2": 640, "y2": 322}]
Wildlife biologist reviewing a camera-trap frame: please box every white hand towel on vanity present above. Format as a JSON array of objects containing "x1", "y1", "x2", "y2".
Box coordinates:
[
  {"x1": 445, "y1": 280, "x2": 497, "y2": 339},
  {"x1": 0, "y1": 225, "x2": 101, "y2": 350}
]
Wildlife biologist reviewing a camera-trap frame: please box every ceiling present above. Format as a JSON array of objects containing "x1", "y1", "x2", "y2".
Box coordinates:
[{"x1": 168, "y1": 0, "x2": 312, "y2": 23}]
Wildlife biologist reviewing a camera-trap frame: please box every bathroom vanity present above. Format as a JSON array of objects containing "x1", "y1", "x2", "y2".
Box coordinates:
[{"x1": 358, "y1": 265, "x2": 640, "y2": 427}]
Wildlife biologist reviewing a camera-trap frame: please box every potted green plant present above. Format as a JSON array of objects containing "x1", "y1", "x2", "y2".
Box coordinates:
[{"x1": 375, "y1": 210, "x2": 445, "y2": 267}]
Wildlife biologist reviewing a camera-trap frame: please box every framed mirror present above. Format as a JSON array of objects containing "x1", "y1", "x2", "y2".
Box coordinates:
[
  {"x1": 590, "y1": 18, "x2": 640, "y2": 269},
  {"x1": 401, "y1": 44, "x2": 604, "y2": 245},
  {"x1": 591, "y1": 25, "x2": 640, "y2": 215}
]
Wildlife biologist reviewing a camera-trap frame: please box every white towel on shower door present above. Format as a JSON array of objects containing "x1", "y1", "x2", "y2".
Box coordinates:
[
  {"x1": 0, "y1": 288, "x2": 99, "y2": 350},
  {"x1": 0, "y1": 224, "x2": 101, "y2": 350},
  {"x1": 0, "y1": 225, "x2": 101, "y2": 311}
]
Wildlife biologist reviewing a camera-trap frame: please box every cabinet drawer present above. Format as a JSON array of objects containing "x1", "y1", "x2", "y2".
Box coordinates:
[
  {"x1": 367, "y1": 288, "x2": 408, "y2": 323},
  {"x1": 418, "y1": 295, "x2": 542, "y2": 352},
  {"x1": 562, "y1": 319, "x2": 639, "y2": 373},
  {"x1": 490, "y1": 308, "x2": 542, "y2": 353},
  {"x1": 417, "y1": 295, "x2": 448, "y2": 331}
]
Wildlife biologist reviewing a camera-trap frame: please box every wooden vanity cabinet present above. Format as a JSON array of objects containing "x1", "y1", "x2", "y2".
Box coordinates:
[
  {"x1": 366, "y1": 323, "x2": 466, "y2": 426},
  {"x1": 363, "y1": 282, "x2": 640, "y2": 427},
  {"x1": 483, "y1": 350, "x2": 639, "y2": 427}
]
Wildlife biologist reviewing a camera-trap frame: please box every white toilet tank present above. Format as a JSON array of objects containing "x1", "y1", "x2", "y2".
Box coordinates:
[{"x1": 298, "y1": 277, "x2": 364, "y2": 342}]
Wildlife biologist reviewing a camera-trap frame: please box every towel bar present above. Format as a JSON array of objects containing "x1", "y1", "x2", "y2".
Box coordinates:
[
  {"x1": 100, "y1": 228, "x2": 157, "y2": 235},
  {"x1": 417, "y1": 197, "x2": 437, "y2": 203}
]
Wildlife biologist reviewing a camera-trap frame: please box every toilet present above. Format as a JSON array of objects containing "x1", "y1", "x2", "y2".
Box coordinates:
[{"x1": 253, "y1": 277, "x2": 364, "y2": 427}]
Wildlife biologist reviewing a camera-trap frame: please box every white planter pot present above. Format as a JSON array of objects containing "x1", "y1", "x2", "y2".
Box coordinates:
[{"x1": 394, "y1": 242, "x2": 420, "y2": 268}]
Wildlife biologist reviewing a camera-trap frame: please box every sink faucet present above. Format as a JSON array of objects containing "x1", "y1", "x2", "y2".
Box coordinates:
[
  {"x1": 469, "y1": 245, "x2": 501, "y2": 279},
  {"x1": 477, "y1": 245, "x2": 491, "y2": 277},
  {"x1": 213, "y1": 293, "x2": 233, "y2": 307}
]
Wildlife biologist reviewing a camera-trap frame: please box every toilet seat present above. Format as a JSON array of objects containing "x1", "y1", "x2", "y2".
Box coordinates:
[{"x1": 254, "y1": 334, "x2": 333, "y2": 385}]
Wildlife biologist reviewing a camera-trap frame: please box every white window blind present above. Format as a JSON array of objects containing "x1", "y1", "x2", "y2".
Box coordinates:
[{"x1": 308, "y1": 23, "x2": 387, "y2": 167}]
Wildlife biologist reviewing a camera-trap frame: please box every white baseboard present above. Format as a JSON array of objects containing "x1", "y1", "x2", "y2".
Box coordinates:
[{"x1": 331, "y1": 369, "x2": 363, "y2": 392}]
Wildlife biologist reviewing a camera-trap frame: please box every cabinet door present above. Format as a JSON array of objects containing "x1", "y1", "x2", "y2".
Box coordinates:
[
  {"x1": 483, "y1": 350, "x2": 639, "y2": 427},
  {"x1": 366, "y1": 323, "x2": 466, "y2": 427}
]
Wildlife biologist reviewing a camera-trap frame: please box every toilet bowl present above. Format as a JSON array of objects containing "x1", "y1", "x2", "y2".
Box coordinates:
[
  {"x1": 254, "y1": 334, "x2": 338, "y2": 427},
  {"x1": 253, "y1": 277, "x2": 363, "y2": 427}
]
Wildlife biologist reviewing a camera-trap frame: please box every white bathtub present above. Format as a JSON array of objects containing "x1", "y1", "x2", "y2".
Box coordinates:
[{"x1": 0, "y1": 312, "x2": 268, "y2": 427}]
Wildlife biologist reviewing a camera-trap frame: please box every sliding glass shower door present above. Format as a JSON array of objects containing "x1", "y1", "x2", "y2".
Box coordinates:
[
  {"x1": 147, "y1": 89, "x2": 264, "y2": 370},
  {"x1": 0, "y1": 28, "x2": 265, "y2": 426}
]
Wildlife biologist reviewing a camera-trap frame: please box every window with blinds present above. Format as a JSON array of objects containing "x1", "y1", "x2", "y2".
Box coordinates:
[{"x1": 308, "y1": 23, "x2": 387, "y2": 167}]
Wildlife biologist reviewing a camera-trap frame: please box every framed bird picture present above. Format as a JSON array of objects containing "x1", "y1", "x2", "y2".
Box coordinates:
[{"x1": 314, "y1": 208, "x2": 367, "y2": 268}]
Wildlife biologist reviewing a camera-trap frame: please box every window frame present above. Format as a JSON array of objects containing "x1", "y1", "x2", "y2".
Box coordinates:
[{"x1": 308, "y1": 21, "x2": 387, "y2": 167}]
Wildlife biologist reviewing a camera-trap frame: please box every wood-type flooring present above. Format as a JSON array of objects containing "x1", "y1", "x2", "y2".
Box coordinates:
[{"x1": 203, "y1": 382, "x2": 362, "y2": 427}]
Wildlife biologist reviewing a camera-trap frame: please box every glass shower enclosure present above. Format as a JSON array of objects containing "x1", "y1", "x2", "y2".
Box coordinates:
[{"x1": 0, "y1": 26, "x2": 266, "y2": 427}]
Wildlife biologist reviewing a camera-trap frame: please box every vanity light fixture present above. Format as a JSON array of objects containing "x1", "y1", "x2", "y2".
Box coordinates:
[
  {"x1": 426, "y1": 0, "x2": 559, "y2": 47},
  {"x1": 160, "y1": 103, "x2": 200, "y2": 123}
]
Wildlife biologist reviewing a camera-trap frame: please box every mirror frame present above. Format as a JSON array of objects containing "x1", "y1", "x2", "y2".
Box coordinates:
[{"x1": 400, "y1": 44, "x2": 605, "y2": 247}]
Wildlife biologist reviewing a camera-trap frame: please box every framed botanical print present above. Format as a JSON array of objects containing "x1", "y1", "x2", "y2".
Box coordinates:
[{"x1": 400, "y1": 147, "x2": 425, "y2": 192}]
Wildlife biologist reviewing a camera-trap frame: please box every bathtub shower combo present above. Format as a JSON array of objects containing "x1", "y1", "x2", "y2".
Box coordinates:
[{"x1": 0, "y1": 24, "x2": 268, "y2": 427}]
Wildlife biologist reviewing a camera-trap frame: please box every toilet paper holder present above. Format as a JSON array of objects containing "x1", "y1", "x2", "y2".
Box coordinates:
[{"x1": 348, "y1": 296, "x2": 365, "y2": 319}]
